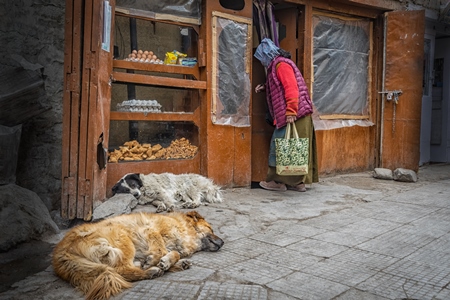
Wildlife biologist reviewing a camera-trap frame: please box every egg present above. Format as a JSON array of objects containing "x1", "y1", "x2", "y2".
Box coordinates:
[
  {"x1": 132, "y1": 50, "x2": 137, "y2": 54},
  {"x1": 152, "y1": 55, "x2": 157, "y2": 60},
  {"x1": 144, "y1": 50, "x2": 149, "y2": 55},
  {"x1": 148, "y1": 51, "x2": 154, "y2": 56},
  {"x1": 138, "y1": 49, "x2": 143, "y2": 54}
]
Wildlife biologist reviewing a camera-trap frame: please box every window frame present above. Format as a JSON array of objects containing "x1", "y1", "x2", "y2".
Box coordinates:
[{"x1": 311, "y1": 10, "x2": 373, "y2": 121}]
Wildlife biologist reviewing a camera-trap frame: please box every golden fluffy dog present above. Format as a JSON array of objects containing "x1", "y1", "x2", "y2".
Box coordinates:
[{"x1": 52, "y1": 211, "x2": 224, "y2": 300}]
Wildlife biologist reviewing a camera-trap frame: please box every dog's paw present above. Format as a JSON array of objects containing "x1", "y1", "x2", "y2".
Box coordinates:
[
  {"x1": 180, "y1": 202, "x2": 199, "y2": 209},
  {"x1": 157, "y1": 257, "x2": 171, "y2": 271},
  {"x1": 138, "y1": 196, "x2": 153, "y2": 205},
  {"x1": 180, "y1": 203, "x2": 190, "y2": 209},
  {"x1": 142, "y1": 255, "x2": 155, "y2": 269},
  {"x1": 156, "y1": 204, "x2": 167, "y2": 213},
  {"x1": 178, "y1": 259, "x2": 192, "y2": 270},
  {"x1": 168, "y1": 259, "x2": 192, "y2": 272},
  {"x1": 133, "y1": 260, "x2": 142, "y2": 267},
  {"x1": 146, "y1": 266, "x2": 164, "y2": 279}
]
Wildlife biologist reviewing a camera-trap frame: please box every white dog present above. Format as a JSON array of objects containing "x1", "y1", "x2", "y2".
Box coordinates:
[{"x1": 112, "y1": 173, "x2": 223, "y2": 212}]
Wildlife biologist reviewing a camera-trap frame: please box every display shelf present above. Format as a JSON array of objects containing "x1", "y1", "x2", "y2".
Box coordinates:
[
  {"x1": 112, "y1": 71, "x2": 206, "y2": 90},
  {"x1": 109, "y1": 108, "x2": 200, "y2": 126},
  {"x1": 108, "y1": 5, "x2": 204, "y2": 186},
  {"x1": 113, "y1": 60, "x2": 201, "y2": 79}
]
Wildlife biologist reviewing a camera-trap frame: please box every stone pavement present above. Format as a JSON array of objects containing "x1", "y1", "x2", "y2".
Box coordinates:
[{"x1": 1, "y1": 163, "x2": 449, "y2": 300}]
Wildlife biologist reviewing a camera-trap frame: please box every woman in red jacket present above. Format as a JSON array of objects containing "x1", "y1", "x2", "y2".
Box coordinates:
[{"x1": 254, "y1": 38, "x2": 318, "y2": 192}]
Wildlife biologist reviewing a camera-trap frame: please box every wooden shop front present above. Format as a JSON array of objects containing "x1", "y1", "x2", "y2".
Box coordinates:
[
  {"x1": 62, "y1": 0, "x2": 254, "y2": 220},
  {"x1": 62, "y1": 0, "x2": 424, "y2": 220},
  {"x1": 252, "y1": 0, "x2": 424, "y2": 180}
]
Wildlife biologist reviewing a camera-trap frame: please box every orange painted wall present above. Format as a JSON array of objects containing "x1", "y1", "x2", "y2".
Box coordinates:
[{"x1": 316, "y1": 126, "x2": 377, "y2": 176}]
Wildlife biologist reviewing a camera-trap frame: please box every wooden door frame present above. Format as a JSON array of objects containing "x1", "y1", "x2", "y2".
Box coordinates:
[{"x1": 62, "y1": 0, "x2": 113, "y2": 220}]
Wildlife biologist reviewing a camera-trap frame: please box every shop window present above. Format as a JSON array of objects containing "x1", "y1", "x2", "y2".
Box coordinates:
[
  {"x1": 109, "y1": 13, "x2": 202, "y2": 163},
  {"x1": 312, "y1": 13, "x2": 372, "y2": 121},
  {"x1": 211, "y1": 11, "x2": 252, "y2": 127},
  {"x1": 108, "y1": 121, "x2": 199, "y2": 162}
]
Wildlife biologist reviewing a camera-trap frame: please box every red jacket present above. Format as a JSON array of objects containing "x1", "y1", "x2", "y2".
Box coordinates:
[{"x1": 266, "y1": 56, "x2": 313, "y2": 129}]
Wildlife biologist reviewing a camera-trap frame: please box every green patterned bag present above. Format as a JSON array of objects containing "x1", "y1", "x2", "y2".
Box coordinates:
[{"x1": 275, "y1": 123, "x2": 309, "y2": 176}]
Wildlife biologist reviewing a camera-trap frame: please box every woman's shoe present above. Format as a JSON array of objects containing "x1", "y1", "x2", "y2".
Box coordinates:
[
  {"x1": 287, "y1": 183, "x2": 306, "y2": 192},
  {"x1": 259, "y1": 181, "x2": 287, "y2": 191}
]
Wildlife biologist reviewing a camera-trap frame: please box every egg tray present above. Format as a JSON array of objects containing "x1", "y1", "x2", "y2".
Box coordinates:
[{"x1": 116, "y1": 99, "x2": 163, "y2": 113}]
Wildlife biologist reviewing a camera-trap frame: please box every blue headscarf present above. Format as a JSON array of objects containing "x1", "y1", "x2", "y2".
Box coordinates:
[{"x1": 254, "y1": 38, "x2": 280, "y2": 68}]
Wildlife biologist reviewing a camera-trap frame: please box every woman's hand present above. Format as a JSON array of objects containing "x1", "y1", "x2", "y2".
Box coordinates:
[
  {"x1": 286, "y1": 116, "x2": 296, "y2": 123},
  {"x1": 255, "y1": 84, "x2": 265, "y2": 93}
]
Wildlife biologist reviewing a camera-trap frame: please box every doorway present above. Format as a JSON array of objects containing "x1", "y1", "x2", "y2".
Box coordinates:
[
  {"x1": 430, "y1": 37, "x2": 450, "y2": 162},
  {"x1": 420, "y1": 34, "x2": 434, "y2": 165}
]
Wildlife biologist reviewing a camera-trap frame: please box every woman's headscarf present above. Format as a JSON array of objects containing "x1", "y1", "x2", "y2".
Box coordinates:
[{"x1": 254, "y1": 38, "x2": 280, "y2": 68}]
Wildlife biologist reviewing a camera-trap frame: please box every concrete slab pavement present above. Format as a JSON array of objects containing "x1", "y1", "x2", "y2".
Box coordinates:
[{"x1": 1, "y1": 163, "x2": 449, "y2": 300}]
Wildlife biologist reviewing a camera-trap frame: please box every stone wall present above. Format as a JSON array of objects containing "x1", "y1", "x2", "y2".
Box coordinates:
[{"x1": 0, "y1": 0, "x2": 65, "y2": 211}]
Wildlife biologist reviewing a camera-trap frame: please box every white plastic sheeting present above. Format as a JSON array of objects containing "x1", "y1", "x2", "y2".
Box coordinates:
[
  {"x1": 312, "y1": 14, "x2": 374, "y2": 130},
  {"x1": 212, "y1": 15, "x2": 251, "y2": 127}
]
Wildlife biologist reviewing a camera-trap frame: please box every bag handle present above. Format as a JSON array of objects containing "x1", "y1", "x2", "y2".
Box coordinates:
[
  {"x1": 292, "y1": 123, "x2": 299, "y2": 138},
  {"x1": 284, "y1": 123, "x2": 299, "y2": 139},
  {"x1": 284, "y1": 123, "x2": 291, "y2": 139}
]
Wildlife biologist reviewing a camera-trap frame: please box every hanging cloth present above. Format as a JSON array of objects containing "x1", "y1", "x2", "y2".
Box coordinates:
[
  {"x1": 266, "y1": 1, "x2": 278, "y2": 46},
  {"x1": 252, "y1": 0, "x2": 279, "y2": 46}
]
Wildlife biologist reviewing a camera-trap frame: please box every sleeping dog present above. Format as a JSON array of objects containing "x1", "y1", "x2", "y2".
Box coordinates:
[
  {"x1": 53, "y1": 210, "x2": 224, "y2": 300},
  {"x1": 112, "y1": 173, "x2": 223, "y2": 212}
]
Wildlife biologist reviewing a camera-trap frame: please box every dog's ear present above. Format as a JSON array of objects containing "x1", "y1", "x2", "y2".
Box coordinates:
[
  {"x1": 186, "y1": 211, "x2": 204, "y2": 222},
  {"x1": 128, "y1": 173, "x2": 143, "y2": 187},
  {"x1": 111, "y1": 180, "x2": 121, "y2": 195}
]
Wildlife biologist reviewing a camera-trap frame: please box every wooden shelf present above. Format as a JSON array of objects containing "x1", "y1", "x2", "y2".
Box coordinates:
[
  {"x1": 113, "y1": 60, "x2": 201, "y2": 79},
  {"x1": 110, "y1": 108, "x2": 201, "y2": 126},
  {"x1": 112, "y1": 71, "x2": 206, "y2": 90}
]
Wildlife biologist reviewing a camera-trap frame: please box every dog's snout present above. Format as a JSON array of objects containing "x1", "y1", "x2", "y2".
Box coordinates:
[
  {"x1": 202, "y1": 235, "x2": 224, "y2": 252},
  {"x1": 214, "y1": 237, "x2": 224, "y2": 249}
]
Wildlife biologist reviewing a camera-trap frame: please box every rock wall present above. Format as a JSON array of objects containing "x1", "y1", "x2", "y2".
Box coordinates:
[
  {"x1": 0, "y1": 0, "x2": 65, "y2": 210},
  {"x1": 0, "y1": 184, "x2": 60, "y2": 251}
]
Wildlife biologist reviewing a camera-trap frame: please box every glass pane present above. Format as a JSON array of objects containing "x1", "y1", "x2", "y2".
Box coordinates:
[
  {"x1": 108, "y1": 121, "x2": 199, "y2": 162},
  {"x1": 114, "y1": 16, "x2": 198, "y2": 63},
  {"x1": 111, "y1": 84, "x2": 200, "y2": 113},
  {"x1": 313, "y1": 14, "x2": 370, "y2": 117}
]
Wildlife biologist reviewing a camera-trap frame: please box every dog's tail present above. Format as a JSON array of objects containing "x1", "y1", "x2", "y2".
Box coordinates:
[
  {"x1": 86, "y1": 268, "x2": 132, "y2": 300},
  {"x1": 53, "y1": 252, "x2": 132, "y2": 300}
]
